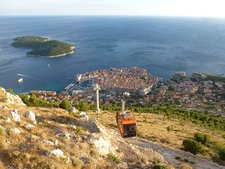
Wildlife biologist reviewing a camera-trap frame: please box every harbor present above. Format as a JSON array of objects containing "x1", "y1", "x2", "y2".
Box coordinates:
[{"x1": 61, "y1": 80, "x2": 92, "y2": 95}]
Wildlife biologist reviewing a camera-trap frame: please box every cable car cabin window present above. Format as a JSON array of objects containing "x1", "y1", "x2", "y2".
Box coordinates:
[{"x1": 122, "y1": 112, "x2": 133, "y2": 119}]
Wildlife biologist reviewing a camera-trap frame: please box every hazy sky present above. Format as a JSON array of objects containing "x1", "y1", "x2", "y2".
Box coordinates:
[{"x1": 1, "y1": 0, "x2": 225, "y2": 17}]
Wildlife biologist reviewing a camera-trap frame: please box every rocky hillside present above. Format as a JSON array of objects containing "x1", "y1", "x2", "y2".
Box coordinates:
[
  {"x1": 0, "y1": 87, "x2": 224, "y2": 169},
  {"x1": 0, "y1": 88, "x2": 25, "y2": 107}
]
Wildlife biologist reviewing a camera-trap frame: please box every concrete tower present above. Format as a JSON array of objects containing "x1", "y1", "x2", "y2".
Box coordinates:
[
  {"x1": 94, "y1": 84, "x2": 101, "y2": 113},
  {"x1": 122, "y1": 99, "x2": 125, "y2": 112}
]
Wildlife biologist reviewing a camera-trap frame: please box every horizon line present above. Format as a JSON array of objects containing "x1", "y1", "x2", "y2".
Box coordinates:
[{"x1": 0, "y1": 14, "x2": 225, "y2": 19}]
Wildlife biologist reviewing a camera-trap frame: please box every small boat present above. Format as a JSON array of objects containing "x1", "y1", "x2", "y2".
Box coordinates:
[{"x1": 18, "y1": 78, "x2": 23, "y2": 83}]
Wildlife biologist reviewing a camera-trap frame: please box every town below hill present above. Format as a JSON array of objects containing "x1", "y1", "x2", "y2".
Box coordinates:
[
  {"x1": 26, "y1": 68, "x2": 225, "y2": 118},
  {"x1": 11, "y1": 36, "x2": 75, "y2": 57}
]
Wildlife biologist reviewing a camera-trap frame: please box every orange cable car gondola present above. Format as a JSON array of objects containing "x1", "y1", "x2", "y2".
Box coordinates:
[{"x1": 116, "y1": 100, "x2": 137, "y2": 137}]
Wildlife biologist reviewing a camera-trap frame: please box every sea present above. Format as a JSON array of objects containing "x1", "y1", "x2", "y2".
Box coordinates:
[{"x1": 1, "y1": 16, "x2": 225, "y2": 93}]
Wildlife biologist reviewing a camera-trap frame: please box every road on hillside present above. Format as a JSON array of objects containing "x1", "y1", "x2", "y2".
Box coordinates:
[{"x1": 125, "y1": 137, "x2": 225, "y2": 169}]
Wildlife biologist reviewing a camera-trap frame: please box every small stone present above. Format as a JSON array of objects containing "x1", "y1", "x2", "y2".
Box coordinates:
[
  {"x1": 24, "y1": 111, "x2": 37, "y2": 124},
  {"x1": 4, "y1": 118, "x2": 11, "y2": 123},
  {"x1": 48, "y1": 149, "x2": 65, "y2": 158},
  {"x1": 31, "y1": 135, "x2": 40, "y2": 140},
  {"x1": 69, "y1": 107, "x2": 79, "y2": 113},
  {"x1": 79, "y1": 112, "x2": 89, "y2": 121},
  {"x1": 11, "y1": 110, "x2": 20, "y2": 122},
  {"x1": 54, "y1": 140, "x2": 59, "y2": 146},
  {"x1": 66, "y1": 157, "x2": 72, "y2": 164},
  {"x1": 56, "y1": 132, "x2": 70, "y2": 139},
  {"x1": 24, "y1": 124, "x2": 35, "y2": 130},
  {"x1": 71, "y1": 125, "x2": 77, "y2": 130},
  {"x1": 82, "y1": 136, "x2": 89, "y2": 141},
  {"x1": 41, "y1": 140, "x2": 55, "y2": 146}
]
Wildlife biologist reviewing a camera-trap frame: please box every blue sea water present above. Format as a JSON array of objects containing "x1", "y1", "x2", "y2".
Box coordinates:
[{"x1": 1, "y1": 16, "x2": 225, "y2": 93}]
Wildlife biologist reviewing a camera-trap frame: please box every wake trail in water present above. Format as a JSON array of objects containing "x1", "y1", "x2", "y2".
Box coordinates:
[
  {"x1": 17, "y1": 73, "x2": 41, "y2": 81},
  {"x1": 17, "y1": 73, "x2": 32, "y2": 78}
]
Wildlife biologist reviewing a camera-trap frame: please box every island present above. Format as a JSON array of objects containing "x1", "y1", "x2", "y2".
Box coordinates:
[{"x1": 11, "y1": 36, "x2": 75, "y2": 57}]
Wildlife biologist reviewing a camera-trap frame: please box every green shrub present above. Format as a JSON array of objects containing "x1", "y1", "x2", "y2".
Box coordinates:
[
  {"x1": 19, "y1": 93, "x2": 60, "y2": 108},
  {"x1": 194, "y1": 132, "x2": 210, "y2": 145},
  {"x1": 219, "y1": 149, "x2": 225, "y2": 160},
  {"x1": 153, "y1": 164, "x2": 166, "y2": 169},
  {"x1": 76, "y1": 126, "x2": 82, "y2": 133},
  {"x1": 182, "y1": 139, "x2": 203, "y2": 155},
  {"x1": 75, "y1": 100, "x2": 90, "y2": 111},
  {"x1": 107, "y1": 153, "x2": 120, "y2": 164},
  {"x1": 7, "y1": 89, "x2": 15, "y2": 94},
  {"x1": 168, "y1": 85, "x2": 174, "y2": 91},
  {"x1": 166, "y1": 125, "x2": 175, "y2": 132},
  {"x1": 59, "y1": 99, "x2": 71, "y2": 110}
]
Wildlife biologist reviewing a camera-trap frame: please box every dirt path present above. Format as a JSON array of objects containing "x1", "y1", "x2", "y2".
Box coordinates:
[{"x1": 126, "y1": 137, "x2": 225, "y2": 169}]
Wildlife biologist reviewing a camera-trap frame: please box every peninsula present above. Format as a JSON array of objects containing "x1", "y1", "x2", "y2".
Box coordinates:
[{"x1": 11, "y1": 36, "x2": 75, "y2": 57}]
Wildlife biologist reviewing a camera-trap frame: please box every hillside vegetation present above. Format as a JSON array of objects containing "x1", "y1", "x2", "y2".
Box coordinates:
[
  {"x1": 21, "y1": 95, "x2": 225, "y2": 131},
  {"x1": 205, "y1": 74, "x2": 225, "y2": 83},
  {"x1": 99, "y1": 103, "x2": 225, "y2": 131},
  {"x1": 11, "y1": 36, "x2": 75, "y2": 57},
  {"x1": 1, "y1": 88, "x2": 225, "y2": 168}
]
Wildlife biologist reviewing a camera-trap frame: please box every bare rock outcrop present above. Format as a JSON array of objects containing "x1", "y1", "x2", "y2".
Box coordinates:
[
  {"x1": 11, "y1": 109, "x2": 21, "y2": 122},
  {"x1": 0, "y1": 87, "x2": 25, "y2": 106}
]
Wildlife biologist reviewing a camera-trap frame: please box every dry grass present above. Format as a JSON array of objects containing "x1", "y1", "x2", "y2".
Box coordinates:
[
  {"x1": 0, "y1": 105, "x2": 113, "y2": 169},
  {"x1": 89, "y1": 111, "x2": 225, "y2": 158}
]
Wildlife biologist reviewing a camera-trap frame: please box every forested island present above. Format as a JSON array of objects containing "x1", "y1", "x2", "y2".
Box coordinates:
[{"x1": 11, "y1": 36, "x2": 75, "y2": 57}]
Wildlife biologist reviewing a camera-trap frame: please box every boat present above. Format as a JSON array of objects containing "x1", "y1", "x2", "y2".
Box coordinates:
[{"x1": 18, "y1": 78, "x2": 23, "y2": 83}]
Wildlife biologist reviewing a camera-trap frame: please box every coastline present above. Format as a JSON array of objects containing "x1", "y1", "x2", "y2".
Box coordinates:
[{"x1": 45, "y1": 46, "x2": 75, "y2": 58}]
